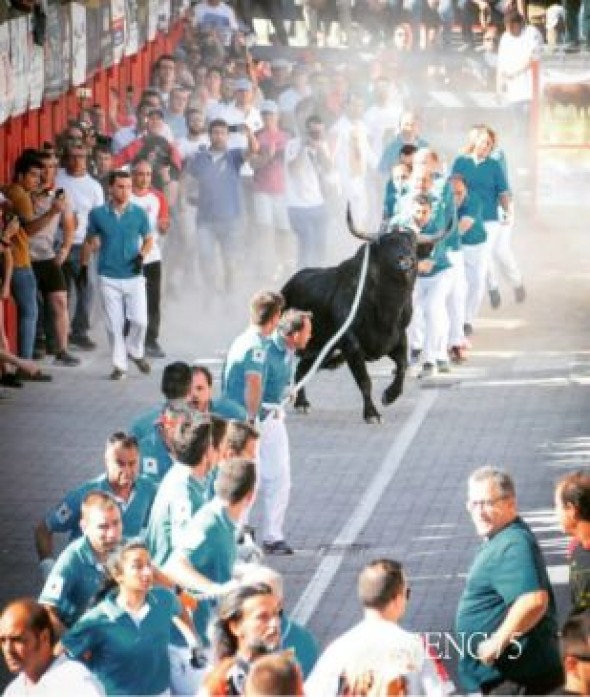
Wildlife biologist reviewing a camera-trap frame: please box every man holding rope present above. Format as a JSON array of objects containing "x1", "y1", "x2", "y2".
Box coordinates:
[{"x1": 259, "y1": 309, "x2": 313, "y2": 556}]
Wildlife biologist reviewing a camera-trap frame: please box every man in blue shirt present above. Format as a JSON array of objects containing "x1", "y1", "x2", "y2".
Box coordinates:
[
  {"x1": 222, "y1": 291, "x2": 284, "y2": 424},
  {"x1": 455, "y1": 466, "x2": 563, "y2": 694},
  {"x1": 35, "y1": 432, "x2": 156, "y2": 579},
  {"x1": 39, "y1": 491, "x2": 123, "y2": 634},
  {"x1": 80, "y1": 170, "x2": 153, "y2": 380},
  {"x1": 259, "y1": 309, "x2": 312, "y2": 555},
  {"x1": 163, "y1": 458, "x2": 257, "y2": 643},
  {"x1": 185, "y1": 118, "x2": 257, "y2": 292},
  {"x1": 189, "y1": 364, "x2": 247, "y2": 421}
]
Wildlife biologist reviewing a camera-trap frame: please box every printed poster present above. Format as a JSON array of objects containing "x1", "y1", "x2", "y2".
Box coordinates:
[
  {"x1": 100, "y1": 1, "x2": 113, "y2": 68},
  {"x1": 158, "y1": 0, "x2": 171, "y2": 32},
  {"x1": 0, "y1": 23, "x2": 13, "y2": 124},
  {"x1": 71, "y1": 2, "x2": 87, "y2": 87},
  {"x1": 86, "y1": 1, "x2": 102, "y2": 77},
  {"x1": 61, "y1": 3, "x2": 72, "y2": 95},
  {"x1": 28, "y1": 14, "x2": 44, "y2": 110},
  {"x1": 43, "y1": 1, "x2": 63, "y2": 101},
  {"x1": 125, "y1": 0, "x2": 139, "y2": 56},
  {"x1": 9, "y1": 16, "x2": 29, "y2": 117},
  {"x1": 111, "y1": 0, "x2": 126, "y2": 65},
  {"x1": 148, "y1": 0, "x2": 159, "y2": 41}
]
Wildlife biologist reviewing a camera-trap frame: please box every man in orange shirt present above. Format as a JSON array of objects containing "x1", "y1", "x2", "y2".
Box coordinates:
[{"x1": 4, "y1": 154, "x2": 58, "y2": 380}]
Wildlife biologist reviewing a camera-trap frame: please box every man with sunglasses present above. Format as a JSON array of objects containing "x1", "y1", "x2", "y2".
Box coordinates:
[
  {"x1": 34, "y1": 432, "x2": 156, "y2": 581},
  {"x1": 306, "y1": 559, "x2": 442, "y2": 695},
  {"x1": 456, "y1": 466, "x2": 563, "y2": 694}
]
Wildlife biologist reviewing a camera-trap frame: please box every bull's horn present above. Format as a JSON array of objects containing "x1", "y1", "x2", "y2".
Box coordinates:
[{"x1": 346, "y1": 203, "x2": 376, "y2": 242}]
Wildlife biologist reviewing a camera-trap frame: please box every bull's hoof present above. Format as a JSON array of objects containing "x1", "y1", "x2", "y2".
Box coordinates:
[
  {"x1": 295, "y1": 405, "x2": 310, "y2": 415},
  {"x1": 364, "y1": 412, "x2": 382, "y2": 424},
  {"x1": 382, "y1": 386, "x2": 402, "y2": 406}
]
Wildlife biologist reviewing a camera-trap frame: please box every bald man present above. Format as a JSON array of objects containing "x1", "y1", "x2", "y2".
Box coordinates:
[{"x1": 0, "y1": 598, "x2": 104, "y2": 695}]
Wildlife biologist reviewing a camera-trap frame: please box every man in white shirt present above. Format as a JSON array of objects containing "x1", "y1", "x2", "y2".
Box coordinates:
[
  {"x1": 306, "y1": 559, "x2": 451, "y2": 696},
  {"x1": 0, "y1": 598, "x2": 104, "y2": 696},
  {"x1": 56, "y1": 143, "x2": 104, "y2": 351},
  {"x1": 193, "y1": 0, "x2": 238, "y2": 46}
]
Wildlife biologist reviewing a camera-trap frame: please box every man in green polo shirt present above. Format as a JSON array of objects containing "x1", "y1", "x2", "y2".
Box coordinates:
[{"x1": 455, "y1": 466, "x2": 563, "y2": 694}]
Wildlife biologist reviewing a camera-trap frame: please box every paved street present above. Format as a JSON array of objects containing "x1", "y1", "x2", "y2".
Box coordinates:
[{"x1": 1, "y1": 205, "x2": 589, "y2": 689}]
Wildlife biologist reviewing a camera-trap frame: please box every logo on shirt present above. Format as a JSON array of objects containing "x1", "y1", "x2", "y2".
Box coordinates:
[
  {"x1": 143, "y1": 457, "x2": 158, "y2": 475},
  {"x1": 46, "y1": 575, "x2": 64, "y2": 598},
  {"x1": 55, "y1": 502, "x2": 72, "y2": 524},
  {"x1": 252, "y1": 348, "x2": 265, "y2": 363}
]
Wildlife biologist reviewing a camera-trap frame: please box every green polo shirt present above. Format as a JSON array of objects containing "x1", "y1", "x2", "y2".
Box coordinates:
[
  {"x1": 62, "y1": 587, "x2": 181, "y2": 695},
  {"x1": 455, "y1": 517, "x2": 562, "y2": 691},
  {"x1": 146, "y1": 463, "x2": 208, "y2": 567},
  {"x1": 39, "y1": 537, "x2": 107, "y2": 628},
  {"x1": 177, "y1": 497, "x2": 237, "y2": 642}
]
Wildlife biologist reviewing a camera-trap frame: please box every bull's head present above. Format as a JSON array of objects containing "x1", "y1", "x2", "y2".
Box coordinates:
[{"x1": 346, "y1": 205, "x2": 418, "y2": 274}]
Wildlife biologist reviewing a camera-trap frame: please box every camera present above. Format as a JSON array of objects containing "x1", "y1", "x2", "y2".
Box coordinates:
[{"x1": 55, "y1": 188, "x2": 65, "y2": 199}]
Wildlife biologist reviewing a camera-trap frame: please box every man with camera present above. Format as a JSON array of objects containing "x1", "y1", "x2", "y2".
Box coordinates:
[
  {"x1": 185, "y1": 117, "x2": 258, "y2": 293},
  {"x1": 80, "y1": 170, "x2": 153, "y2": 380},
  {"x1": 31, "y1": 149, "x2": 80, "y2": 367},
  {"x1": 284, "y1": 113, "x2": 333, "y2": 270}
]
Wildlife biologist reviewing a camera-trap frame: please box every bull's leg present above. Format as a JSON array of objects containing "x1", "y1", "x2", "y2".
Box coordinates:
[
  {"x1": 382, "y1": 331, "x2": 408, "y2": 406},
  {"x1": 293, "y1": 357, "x2": 313, "y2": 413},
  {"x1": 341, "y1": 338, "x2": 380, "y2": 423}
]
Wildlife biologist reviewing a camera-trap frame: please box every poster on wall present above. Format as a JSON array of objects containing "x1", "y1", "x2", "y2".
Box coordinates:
[
  {"x1": 9, "y1": 16, "x2": 29, "y2": 117},
  {"x1": 136, "y1": 0, "x2": 149, "y2": 49},
  {"x1": 28, "y1": 14, "x2": 44, "y2": 110},
  {"x1": 125, "y1": 0, "x2": 139, "y2": 56},
  {"x1": 0, "y1": 23, "x2": 13, "y2": 124},
  {"x1": 111, "y1": 0, "x2": 126, "y2": 64},
  {"x1": 158, "y1": 0, "x2": 171, "y2": 32},
  {"x1": 100, "y1": 1, "x2": 113, "y2": 68},
  {"x1": 536, "y1": 68, "x2": 590, "y2": 206},
  {"x1": 71, "y1": 2, "x2": 87, "y2": 87},
  {"x1": 148, "y1": 0, "x2": 159, "y2": 41},
  {"x1": 61, "y1": 2, "x2": 72, "y2": 95},
  {"x1": 86, "y1": 1, "x2": 101, "y2": 77},
  {"x1": 44, "y1": 1, "x2": 63, "y2": 101}
]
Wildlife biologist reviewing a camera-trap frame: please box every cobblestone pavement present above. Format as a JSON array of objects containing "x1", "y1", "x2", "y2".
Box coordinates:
[{"x1": 1, "y1": 207, "x2": 588, "y2": 689}]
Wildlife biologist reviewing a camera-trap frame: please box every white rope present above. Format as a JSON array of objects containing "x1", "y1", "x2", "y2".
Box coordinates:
[{"x1": 280, "y1": 241, "x2": 372, "y2": 409}]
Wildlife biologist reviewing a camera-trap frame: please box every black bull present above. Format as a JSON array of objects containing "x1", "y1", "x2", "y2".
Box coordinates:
[{"x1": 282, "y1": 214, "x2": 431, "y2": 423}]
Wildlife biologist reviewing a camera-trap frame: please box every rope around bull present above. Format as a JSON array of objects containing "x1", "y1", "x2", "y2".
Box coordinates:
[{"x1": 279, "y1": 240, "x2": 372, "y2": 410}]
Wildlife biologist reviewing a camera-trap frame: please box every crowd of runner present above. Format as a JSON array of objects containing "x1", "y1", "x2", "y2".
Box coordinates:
[{"x1": 1, "y1": 1, "x2": 589, "y2": 695}]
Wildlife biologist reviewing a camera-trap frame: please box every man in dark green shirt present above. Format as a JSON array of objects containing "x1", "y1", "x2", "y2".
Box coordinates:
[{"x1": 456, "y1": 466, "x2": 563, "y2": 694}]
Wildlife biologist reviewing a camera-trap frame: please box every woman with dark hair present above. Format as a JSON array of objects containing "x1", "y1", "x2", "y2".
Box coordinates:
[
  {"x1": 61, "y1": 540, "x2": 197, "y2": 696},
  {"x1": 202, "y1": 583, "x2": 282, "y2": 696}
]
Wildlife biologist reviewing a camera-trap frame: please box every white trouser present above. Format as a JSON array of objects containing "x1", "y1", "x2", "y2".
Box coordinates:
[
  {"x1": 99, "y1": 275, "x2": 147, "y2": 371},
  {"x1": 168, "y1": 645, "x2": 205, "y2": 696},
  {"x1": 463, "y1": 242, "x2": 489, "y2": 326},
  {"x1": 409, "y1": 269, "x2": 453, "y2": 365},
  {"x1": 485, "y1": 220, "x2": 522, "y2": 291},
  {"x1": 446, "y1": 250, "x2": 467, "y2": 349},
  {"x1": 259, "y1": 411, "x2": 291, "y2": 543}
]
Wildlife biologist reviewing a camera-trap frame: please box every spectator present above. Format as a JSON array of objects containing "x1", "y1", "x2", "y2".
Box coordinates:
[
  {"x1": 185, "y1": 118, "x2": 258, "y2": 292},
  {"x1": 277, "y1": 64, "x2": 311, "y2": 128},
  {"x1": 165, "y1": 85, "x2": 191, "y2": 140},
  {"x1": 0, "y1": 598, "x2": 104, "y2": 696},
  {"x1": 91, "y1": 140, "x2": 114, "y2": 196},
  {"x1": 250, "y1": 100, "x2": 290, "y2": 279},
  {"x1": 244, "y1": 653, "x2": 304, "y2": 696},
  {"x1": 4, "y1": 154, "x2": 57, "y2": 379},
  {"x1": 193, "y1": 0, "x2": 238, "y2": 46},
  {"x1": 559, "y1": 611, "x2": 590, "y2": 695},
  {"x1": 555, "y1": 471, "x2": 590, "y2": 613},
  {"x1": 80, "y1": 170, "x2": 153, "y2": 381},
  {"x1": 34, "y1": 431, "x2": 156, "y2": 580},
  {"x1": 30, "y1": 150, "x2": 79, "y2": 366},
  {"x1": 235, "y1": 564, "x2": 319, "y2": 678},
  {"x1": 455, "y1": 466, "x2": 563, "y2": 694},
  {"x1": 130, "y1": 159, "x2": 170, "y2": 359},
  {"x1": 56, "y1": 142, "x2": 105, "y2": 352},
  {"x1": 203, "y1": 583, "x2": 282, "y2": 695},
  {"x1": 151, "y1": 54, "x2": 179, "y2": 108},
  {"x1": 284, "y1": 114, "x2": 333, "y2": 269},
  {"x1": 306, "y1": 558, "x2": 445, "y2": 695},
  {"x1": 379, "y1": 111, "x2": 429, "y2": 178}
]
